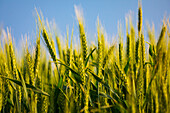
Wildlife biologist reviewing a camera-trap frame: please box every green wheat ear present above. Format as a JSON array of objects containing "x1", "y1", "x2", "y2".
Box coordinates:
[
  {"x1": 101, "y1": 33, "x2": 105, "y2": 58},
  {"x1": 34, "y1": 35, "x2": 40, "y2": 79},
  {"x1": 157, "y1": 26, "x2": 166, "y2": 51},
  {"x1": 119, "y1": 41, "x2": 123, "y2": 69},
  {"x1": 3, "y1": 63, "x2": 9, "y2": 107},
  {"x1": 26, "y1": 49, "x2": 34, "y2": 85},
  {"x1": 130, "y1": 23, "x2": 136, "y2": 65},
  {"x1": 97, "y1": 23, "x2": 103, "y2": 78},
  {"x1": 42, "y1": 28, "x2": 57, "y2": 61},
  {"x1": 141, "y1": 34, "x2": 145, "y2": 67},
  {"x1": 135, "y1": 38, "x2": 140, "y2": 64},
  {"x1": 74, "y1": 6, "x2": 88, "y2": 62},
  {"x1": 41, "y1": 26, "x2": 62, "y2": 81},
  {"x1": 9, "y1": 43, "x2": 17, "y2": 79},
  {"x1": 56, "y1": 36, "x2": 62, "y2": 59},
  {"x1": 126, "y1": 34, "x2": 131, "y2": 60},
  {"x1": 78, "y1": 55, "x2": 85, "y2": 86},
  {"x1": 79, "y1": 22, "x2": 88, "y2": 62},
  {"x1": 138, "y1": 4, "x2": 142, "y2": 36},
  {"x1": 9, "y1": 42, "x2": 22, "y2": 111}
]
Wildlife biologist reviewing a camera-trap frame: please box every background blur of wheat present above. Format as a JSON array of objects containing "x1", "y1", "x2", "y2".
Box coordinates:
[{"x1": 0, "y1": 1, "x2": 170, "y2": 113}]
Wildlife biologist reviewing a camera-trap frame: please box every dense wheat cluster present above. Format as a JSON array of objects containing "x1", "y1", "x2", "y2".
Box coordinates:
[{"x1": 0, "y1": 2, "x2": 170, "y2": 113}]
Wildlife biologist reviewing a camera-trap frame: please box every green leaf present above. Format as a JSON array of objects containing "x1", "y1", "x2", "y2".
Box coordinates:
[
  {"x1": 57, "y1": 76, "x2": 63, "y2": 88},
  {"x1": 17, "y1": 69, "x2": 30, "y2": 110},
  {"x1": 87, "y1": 68, "x2": 120, "y2": 100},
  {"x1": 90, "y1": 90, "x2": 127, "y2": 112},
  {"x1": 99, "y1": 91, "x2": 115, "y2": 101},
  {"x1": 1, "y1": 76, "x2": 50, "y2": 96},
  {"x1": 7, "y1": 98, "x2": 14, "y2": 107},
  {"x1": 85, "y1": 47, "x2": 96, "y2": 67},
  {"x1": 90, "y1": 81, "x2": 97, "y2": 90},
  {"x1": 56, "y1": 59, "x2": 81, "y2": 83},
  {"x1": 124, "y1": 58, "x2": 130, "y2": 74},
  {"x1": 149, "y1": 45, "x2": 153, "y2": 56},
  {"x1": 26, "y1": 83, "x2": 50, "y2": 96},
  {"x1": 57, "y1": 59, "x2": 79, "y2": 76},
  {"x1": 58, "y1": 87, "x2": 69, "y2": 101},
  {"x1": 87, "y1": 68, "x2": 103, "y2": 82}
]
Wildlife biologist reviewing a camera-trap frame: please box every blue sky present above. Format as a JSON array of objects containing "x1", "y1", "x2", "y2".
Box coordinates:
[{"x1": 0, "y1": 0, "x2": 170, "y2": 47}]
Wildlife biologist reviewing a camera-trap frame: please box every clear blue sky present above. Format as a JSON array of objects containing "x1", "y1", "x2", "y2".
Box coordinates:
[{"x1": 0, "y1": 0, "x2": 170, "y2": 47}]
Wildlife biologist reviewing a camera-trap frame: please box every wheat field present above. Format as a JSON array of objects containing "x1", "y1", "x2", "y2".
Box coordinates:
[{"x1": 0, "y1": 2, "x2": 170, "y2": 113}]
